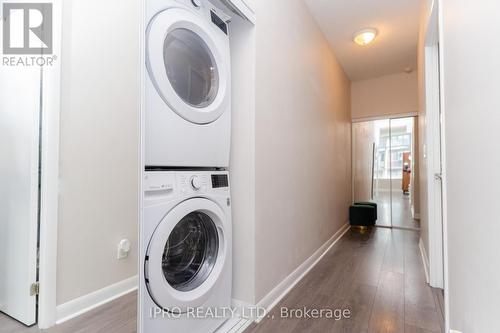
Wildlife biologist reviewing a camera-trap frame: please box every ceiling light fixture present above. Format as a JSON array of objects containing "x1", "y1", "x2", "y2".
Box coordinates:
[{"x1": 353, "y1": 28, "x2": 378, "y2": 46}]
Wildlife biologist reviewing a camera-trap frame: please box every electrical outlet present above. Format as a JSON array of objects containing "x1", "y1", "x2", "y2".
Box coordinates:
[{"x1": 117, "y1": 239, "x2": 131, "y2": 260}]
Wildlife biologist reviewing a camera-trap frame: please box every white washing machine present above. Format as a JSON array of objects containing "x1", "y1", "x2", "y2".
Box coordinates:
[
  {"x1": 140, "y1": 170, "x2": 232, "y2": 333},
  {"x1": 145, "y1": 0, "x2": 232, "y2": 168}
]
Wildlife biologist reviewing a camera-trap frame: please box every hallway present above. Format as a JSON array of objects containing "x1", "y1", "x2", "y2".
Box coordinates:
[{"x1": 246, "y1": 228, "x2": 443, "y2": 333}]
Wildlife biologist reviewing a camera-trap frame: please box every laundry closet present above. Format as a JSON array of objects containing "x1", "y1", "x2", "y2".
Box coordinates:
[{"x1": 0, "y1": 0, "x2": 256, "y2": 331}]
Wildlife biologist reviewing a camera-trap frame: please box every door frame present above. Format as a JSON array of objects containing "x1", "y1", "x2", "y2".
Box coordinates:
[
  {"x1": 351, "y1": 111, "x2": 418, "y2": 124},
  {"x1": 37, "y1": 0, "x2": 62, "y2": 329},
  {"x1": 424, "y1": 0, "x2": 449, "y2": 331}
]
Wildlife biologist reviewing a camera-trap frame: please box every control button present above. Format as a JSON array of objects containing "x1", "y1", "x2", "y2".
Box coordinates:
[
  {"x1": 190, "y1": 176, "x2": 203, "y2": 190},
  {"x1": 191, "y1": 0, "x2": 202, "y2": 8}
]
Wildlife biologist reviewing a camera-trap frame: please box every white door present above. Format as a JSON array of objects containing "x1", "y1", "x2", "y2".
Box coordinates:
[
  {"x1": 0, "y1": 63, "x2": 41, "y2": 325},
  {"x1": 427, "y1": 43, "x2": 444, "y2": 288},
  {"x1": 145, "y1": 198, "x2": 228, "y2": 312},
  {"x1": 146, "y1": 7, "x2": 230, "y2": 124},
  {"x1": 424, "y1": 6, "x2": 445, "y2": 288}
]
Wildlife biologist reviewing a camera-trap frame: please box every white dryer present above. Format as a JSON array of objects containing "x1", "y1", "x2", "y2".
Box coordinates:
[
  {"x1": 140, "y1": 170, "x2": 232, "y2": 333},
  {"x1": 145, "y1": 0, "x2": 232, "y2": 168}
]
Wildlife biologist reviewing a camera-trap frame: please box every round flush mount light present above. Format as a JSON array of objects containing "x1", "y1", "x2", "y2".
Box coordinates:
[{"x1": 353, "y1": 28, "x2": 378, "y2": 46}]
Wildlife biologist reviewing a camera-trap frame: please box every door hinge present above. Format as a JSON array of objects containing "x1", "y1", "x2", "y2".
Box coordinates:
[
  {"x1": 30, "y1": 282, "x2": 40, "y2": 296},
  {"x1": 434, "y1": 173, "x2": 443, "y2": 181}
]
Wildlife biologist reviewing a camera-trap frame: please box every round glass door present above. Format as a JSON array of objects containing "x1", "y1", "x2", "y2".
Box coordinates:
[
  {"x1": 145, "y1": 198, "x2": 227, "y2": 310},
  {"x1": 147, "y1": 7, "x2": 230, "y2": 124},
  {"x1": 163, "y1": 28, "x2": 219, "y2": 108},
  {"x1": 162, "y1": 211, "x2": 219, "y2": 292}
]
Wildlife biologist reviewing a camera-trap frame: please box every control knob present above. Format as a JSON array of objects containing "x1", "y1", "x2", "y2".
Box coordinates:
[
  {"x1": 190, "y1": 176, "x2": 203, "y2": 190},
  {"x1": 191, "y1": 0, "x2": 202, "y2": 8}
]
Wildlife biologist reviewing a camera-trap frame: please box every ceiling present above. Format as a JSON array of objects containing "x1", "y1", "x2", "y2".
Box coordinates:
[{"x1": 305, "y1": 0, "x2": 420, "y2": 81}]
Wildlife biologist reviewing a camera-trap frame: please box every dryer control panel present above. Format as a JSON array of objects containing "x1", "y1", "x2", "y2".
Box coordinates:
[{"x1": 176, "y1": 0, "x2": 231, "y2": 35}]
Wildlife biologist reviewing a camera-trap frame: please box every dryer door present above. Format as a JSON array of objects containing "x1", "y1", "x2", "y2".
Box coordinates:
[
  {"x1": 145, "y1": 198, "x2": 228, "y2": 312},
  {"x1": 146, "y1": 7, "x2": 230, "y2": 124}
]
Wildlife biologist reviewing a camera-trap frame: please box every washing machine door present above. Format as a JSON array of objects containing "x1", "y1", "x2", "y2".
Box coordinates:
[
  {"x1": 146, "y1": 7, "x2": 230, "y2": 125},
  {"x1": 145, "y1": 198, "x2": 228, "y2": 312}
]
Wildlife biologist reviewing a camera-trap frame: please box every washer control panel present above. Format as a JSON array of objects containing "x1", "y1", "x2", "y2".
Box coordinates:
[
  {"x1": 143, "y1": 172, "x2": 175, "y2": 193},
  {"x1": 190, "y1": 175, "x2": 203, "y2": 190},
  {"x1": 211, "y1": 174, "x2": 229, "y2": 188},
  {"x1": 144, "y1": 171, "x2": 229, "y2": 201},
  {"x1": 178, "y1": 173, "x2": 210, "y2": 193}
]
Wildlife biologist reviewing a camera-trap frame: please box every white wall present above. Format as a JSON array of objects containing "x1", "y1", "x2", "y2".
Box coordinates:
[
  {"x1": 228, "y1": 14, "x2": 257, "y2": 305},
  {"x1": 441, "y1": 0, "x2": 500, "y2": 331},
  {"x1": 351, "y1": 71, "x2": 418, "y2": 120},
  {"x1": 57, "y1": 0, "x2": 140, "y2": 304},
  {"x1": 254, "y1": 0, "x2": 352, "y2": 302}
]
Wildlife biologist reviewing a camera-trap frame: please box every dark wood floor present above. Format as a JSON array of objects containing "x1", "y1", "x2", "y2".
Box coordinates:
[
  {"x1": 245, "y1": 228, "x2": 444, "y2": 333},
  {"x1": 1, "y1": 228, "x2": 442, "y2": 333},
  {"x1": 0, "y1": 291, "x2": 136, "y2": 333}
]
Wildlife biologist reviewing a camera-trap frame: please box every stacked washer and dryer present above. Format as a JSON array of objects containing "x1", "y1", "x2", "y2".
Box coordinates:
[{"x1": 141, "y1": 0, "x2": 233, "y2": 332}]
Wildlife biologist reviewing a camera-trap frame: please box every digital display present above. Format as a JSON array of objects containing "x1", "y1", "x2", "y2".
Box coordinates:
[
  {"x1": 211, "y1": 174, "x2": 228, "y2": 188},
  {"x1": 211, "y1": 11, "x2": 227, "y2": 35}
]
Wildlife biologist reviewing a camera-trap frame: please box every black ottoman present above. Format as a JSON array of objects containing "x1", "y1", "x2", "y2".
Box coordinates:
[
  {"x1": 349, "y1": 204, "x2": 376, "y2": 227},
  {"x1": 354, "y1": 202, "x2": 377, "y2": 220}
]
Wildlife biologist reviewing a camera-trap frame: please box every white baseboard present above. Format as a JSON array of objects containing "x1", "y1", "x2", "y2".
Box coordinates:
[
  {"x1": 54, "y1": 223, "x2": 349, "y2": 331},
  {"x1": 231, "y1": 298, "x2": 254, "y2": 317},
  {"x1": 412, "y1": 207, "x2": 421, "y2": 220},
  {"x1": 419, "y1": 238, "x2": 430, "y2": 283},
  {"x1": 215, "y1": 316, "x2": 253, "y2": 333},
  {"x1": 211, "y1": 299, "x2": 255, "y2": 333},
  {"x1": 254, "y1": 223, "x2": 351, "y2": 323},
  {"x1": 56, "y1": 275, "x2": 138, "y2": 325}
]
